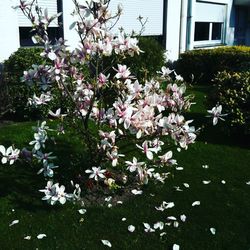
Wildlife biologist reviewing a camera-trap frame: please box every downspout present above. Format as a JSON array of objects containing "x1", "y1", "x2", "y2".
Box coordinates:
[
  {"x1": 186, "y1": 0, "x2": 194, "y2": 50},
  {"x1": 57, "y1": 0, "x2": 64, "y2": 39},
  {"x1": 179, "y1": 0, "x2": 188, "y2": 55},
  {"x1": 162, "y1": 0, "x2": 168, "y2": 50}
]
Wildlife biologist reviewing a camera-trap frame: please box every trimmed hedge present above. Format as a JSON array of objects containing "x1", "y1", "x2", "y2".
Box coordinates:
[
  {"x1": 210, "y1": 71, "x2": 250, "y2": 134},
  {"x1": 175, "y1": 46, "x2": 250, "y2": 84}
]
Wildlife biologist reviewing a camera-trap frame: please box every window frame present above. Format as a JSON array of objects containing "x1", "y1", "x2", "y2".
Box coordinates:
[{"x1": 194, "y1": 21, "x2": 225, "y2": 48}]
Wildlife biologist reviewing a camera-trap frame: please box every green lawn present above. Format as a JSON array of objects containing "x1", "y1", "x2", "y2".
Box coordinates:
[{"x1": 0, "y1": 86, "x2": 250, "y2": 250}]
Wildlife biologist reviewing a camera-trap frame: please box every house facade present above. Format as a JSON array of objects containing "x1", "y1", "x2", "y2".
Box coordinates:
[{"x1": 0, "y1": 0, "x2": 250, "y2": 62}]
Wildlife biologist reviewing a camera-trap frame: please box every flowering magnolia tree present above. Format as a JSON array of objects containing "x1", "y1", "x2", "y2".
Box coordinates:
[{"x1": 0, "y1": 0, "x2": 201, "y2": 205}]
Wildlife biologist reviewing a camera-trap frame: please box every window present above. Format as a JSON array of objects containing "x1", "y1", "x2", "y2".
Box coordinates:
[
  {"x1": 19, "y1": 27, "x2": 61, "y2": 46},
  {"x1": 212, "y1": 23, "x2": 222, "y2": 40},
  {"x1": 18, "y1": 0, "x2": 63, "y2": 46},
  {"x1": 194, "y1": 2, "x2": 226, "y2": 47},
  {"x1": 194, "y1": 22, "x2": 210, "y2": 41},
  {"x1": 194, "y1": 22, "x2": 223, "y2": 45}
]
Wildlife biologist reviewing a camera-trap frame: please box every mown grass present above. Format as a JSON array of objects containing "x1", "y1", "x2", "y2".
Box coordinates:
[{"x1": 0, "y1": 86, "x2": 250, "y2": 250}]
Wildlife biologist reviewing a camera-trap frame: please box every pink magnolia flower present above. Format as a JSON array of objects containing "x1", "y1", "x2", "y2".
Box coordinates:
[
  {"x1": 136, "y1": 141, "x2": 156, "y2": 160},
  {"x1": 114, "y1": 64, "x2": 131, "y2": 79}
]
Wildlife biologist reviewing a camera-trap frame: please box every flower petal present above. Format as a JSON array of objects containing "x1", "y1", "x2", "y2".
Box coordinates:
[{"x1": 101, "y1": 240, "x2": 112, "y2": 248}]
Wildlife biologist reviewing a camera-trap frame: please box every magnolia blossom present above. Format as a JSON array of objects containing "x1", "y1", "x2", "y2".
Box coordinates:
[
  {"x1": 85, "y1": 166, "x2": 106, "y2": 181},
  {"x1": 28, "y1": 92, "x2": 52, "y2": 106},
  {"x1": 10, "y1": 0, "x2": 201, "y2": 207},
  {"x1": 159, "y1": 151, "x2": 177, "y2": 165},
  {"x1": 207, "y1": 104, "x2": 227, "y2": 125},
  {"x1": 39, "y1": 181, "x2": 70, "y2": 205},
  {"x1": 48, "y1": 108, "x2": 67, "y2": 119},
  {"x1": 125, "y1": 157, "x2": 144, "y2": 172},
  {"x1": 0, "y1": 145, "x2": 20, "y2": 165},
  {"x1": 136, "y1": 141, "x2": 156, "y2": 160},
  {"x1": 114, "y1": 64, "x2": 131, "y2": 79}
]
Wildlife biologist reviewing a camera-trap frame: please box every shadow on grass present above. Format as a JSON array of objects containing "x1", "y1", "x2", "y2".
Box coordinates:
[{"x1": 186, "y1": 111, "x2": 250, "y2": 149}]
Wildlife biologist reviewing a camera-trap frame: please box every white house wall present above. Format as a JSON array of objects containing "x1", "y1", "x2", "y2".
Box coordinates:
[
  {"x1": 165, "y1": 0, "x2": 182, "y2": 61},
  {"x1": 0, "y1": 0, "x2": 244, "y2": 63},
  {"x1": 108, "y1": 0, "x2": 164, "y2": 36},
  {"x1": 0, "y1": 0, "x2": 20, "y2": 62}
]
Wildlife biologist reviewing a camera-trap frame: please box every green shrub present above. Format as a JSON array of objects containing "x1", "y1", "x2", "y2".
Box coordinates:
[
  {"x1": 123, "y1": 36, "x2": 165, "y2": 80},
  {"x1": 102, "y1": 36, "x2": 165, "y2": 81},
  {"x1": 210, "y1": 71, "x2": 250, "y2": 134},
  {"x1": 175, "y1": 46, "x2": 250, "y2": 84},
  {"x1": 2, "y1": 47, "x2": 45, "y2": 120}
]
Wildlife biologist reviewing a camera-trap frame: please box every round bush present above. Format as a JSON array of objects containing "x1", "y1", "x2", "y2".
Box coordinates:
[{"x1": 175, "y1": 46, "x2": 250, "y2": 84}]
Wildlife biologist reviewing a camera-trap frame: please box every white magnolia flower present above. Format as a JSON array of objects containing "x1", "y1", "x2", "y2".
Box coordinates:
[
  {"x1": 157, "y1": 66, "x2": 173, "y2": 78},
  {"x1": 101, "y1": 240, "x2": 112, "y2": 248},
  {"x1": 85, "y1": 166, "x2": 106, "y2": 181},
  {"x1": 0, "y1": 145, "x2": 20, "y2": 165},
  {"x1": 207, "y1": 104, "x2": 227, "y2": 125},
  {"x1": 39, "y1": 181, "x2": 69, "y2": 205},
  {"x1": 48, "y1": 108, "x2": 67, "y2": 119},
  {"x1": 125, "y1": 157, "x2": 144, "y2": 172},
  {"x1": 37, "y1": 162, "x2": 58, "y2": 178},
  {"x1": 24, "y1": 235, "x2": 31, "y2": 240}
]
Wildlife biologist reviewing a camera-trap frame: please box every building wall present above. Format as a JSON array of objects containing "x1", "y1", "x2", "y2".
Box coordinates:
[
  {"x1": 0, "y1": 0, "x2": 20, "y2": 62},
  {"x1": 0, "y1": 0, "x2": 244, "y2": 63}
]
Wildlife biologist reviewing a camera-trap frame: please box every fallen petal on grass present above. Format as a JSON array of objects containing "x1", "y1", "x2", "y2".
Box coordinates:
[
  {"x1": 9, "y1": 220, "x2": 19, "y2": 227},
  {"x1": 37, "y1": 234, "x2": 47, "y2": 239},
  {"x1": 131, "y1": 189, "x2": 143, "y2": 195},
  {"x1": 173, "y1": 244, "x2": 180, "y2": 250},
  {"x1": 192, "y1": 201, "x2": 201, "y2": 207},
  {"x1": 202, "y1": 180, "x2": 211, "y2": 184},
  {"x1": 128, "y1": 225, "x2": 135, "y2": 232},
  {"x1": 78, "y1": 209, "x2": 87, "y2": 215},
  {"x1": 210, "y1": 227, "x2": 216, "y2": 235},
  {"x1": 180, "y1": 214, "x2": 187, "y2": 222},
  {"x1": 101, "y1": 240, "x2": 112, "y2": 248}
]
